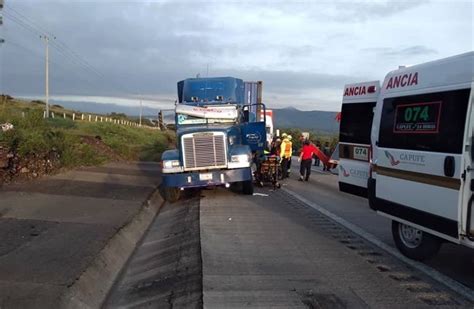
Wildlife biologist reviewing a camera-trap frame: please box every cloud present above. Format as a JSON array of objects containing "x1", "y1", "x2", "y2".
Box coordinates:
[
  {"x1": 0, "y1": 0, "x2": 471, "y2": 112},
  {"x1": 363, "y1": 45, "x2": 438, "y2": 57}
]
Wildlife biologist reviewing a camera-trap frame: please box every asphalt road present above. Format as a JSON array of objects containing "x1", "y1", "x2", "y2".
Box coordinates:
[
  {"x1": 109, "y1": 174, "x2": 473, "y2": 307},
  {"x1": 200, "y1": 187, "x2": 470, "y2": 308},
  {"x1": 287, "y1": 162, "x2": 474, "y2": 291}
]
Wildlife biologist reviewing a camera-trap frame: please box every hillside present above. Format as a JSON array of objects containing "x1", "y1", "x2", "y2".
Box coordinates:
[
  {"x1": 271, "y1": 107, "x2": 340, "y2": 134},
  {"x1": 49, "y1": 99, "x2": 162, "y2": 117},
  {"x1": 0, "y1": 96, "x2": 173, "y2": 184}
]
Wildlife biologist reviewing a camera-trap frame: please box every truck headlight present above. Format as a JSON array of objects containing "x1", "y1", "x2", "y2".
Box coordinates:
[
  {"x1": 163, "y1": 160, "x2": 180, "y2": 169},
  {"x1": 231, "y1": 154, "x2": 249, "y2": 163}
]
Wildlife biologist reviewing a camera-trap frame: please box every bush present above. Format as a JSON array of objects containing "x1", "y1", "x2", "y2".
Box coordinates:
[
  {"x1": 46, "y1": 117, "x2": 77, "y2": 129},
  {"x1": 139, "y1": 138, "x2": 168, "y2": 161},
  {"x1": 61, "y1": 141, "x2": 106, "y2": 167},
  {"x1": 77, "y1": 122, "x2": 170, "y2": 160}
]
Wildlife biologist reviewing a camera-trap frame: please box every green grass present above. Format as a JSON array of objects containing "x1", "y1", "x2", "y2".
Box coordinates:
[
  {"x1": 74, "y1": 121, "x2": 174, "y2": 161},
  {"x1": 0, "y1": 97, "x2": 173, "y2": 170}
]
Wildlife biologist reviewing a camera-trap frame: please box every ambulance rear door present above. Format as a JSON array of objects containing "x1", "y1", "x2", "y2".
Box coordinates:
[
  {"x1": 461, "y1": 83, "x2": 474, "y2": 245},
  {"x1": 338, "y1": 81, "x2": 380, "y2": 197}
]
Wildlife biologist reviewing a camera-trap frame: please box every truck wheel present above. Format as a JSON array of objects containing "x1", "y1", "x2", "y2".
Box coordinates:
[
  {"x1": 160, "y1": 186, "x2": 181, "y2": 203},
  {"x1": 242, "y1": 180, "x2": 254, "y2": 195},
  {"x1": 391, "y1": 221, "x2": 441, "y2": 261}
]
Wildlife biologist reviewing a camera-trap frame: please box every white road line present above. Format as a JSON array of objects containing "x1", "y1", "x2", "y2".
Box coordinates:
[{"x1": 282, "y1": 187, "x2": 474, "y2": 302}]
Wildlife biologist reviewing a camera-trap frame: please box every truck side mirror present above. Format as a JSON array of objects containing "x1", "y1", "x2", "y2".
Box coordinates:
[{"x1": 243, "y1": 110, "x2": 249, "y2": 122}]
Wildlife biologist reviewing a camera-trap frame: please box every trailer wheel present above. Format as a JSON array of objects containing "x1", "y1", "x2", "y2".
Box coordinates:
[
  {"x1": 160, "y1": 185, "x2": 181, "y2": 203},
  {"x1": 242, "y1": 180, "x2": 254, "y2": 195},
  {"x1": 391, "y1": 221, "x2": 441, "y2": 261}
]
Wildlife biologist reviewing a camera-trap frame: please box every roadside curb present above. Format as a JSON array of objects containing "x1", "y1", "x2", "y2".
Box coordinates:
[{"x1": 60, "y1": 188, "x2": 165, "y2": 309}]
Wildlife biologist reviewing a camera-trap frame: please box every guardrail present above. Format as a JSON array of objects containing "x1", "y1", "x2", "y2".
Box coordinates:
[{"x1": 39, "y1": 110, "x2": 160, "y2": 129}]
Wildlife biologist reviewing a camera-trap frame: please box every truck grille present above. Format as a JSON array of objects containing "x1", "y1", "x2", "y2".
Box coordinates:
[{"x1": 182, "y1": 133, "x2": 227, "y2": 170}]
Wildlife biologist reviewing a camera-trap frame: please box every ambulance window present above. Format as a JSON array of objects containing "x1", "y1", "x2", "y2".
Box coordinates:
[
  {"x1": 378, "y1": 88, "x2": 470, "y2": 153},
  {"x1": 339, "y1": 102, "x2": 376, "y2": 144}
]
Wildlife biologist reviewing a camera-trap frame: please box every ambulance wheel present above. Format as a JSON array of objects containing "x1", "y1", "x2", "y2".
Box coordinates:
[
  {"x1": 392, "y1": 221, "x2": 441, "y2": 261},
  {"x1": 161, "y1": 186, "x2": 181, "y2": 203},
  {"x1": 242, "y1": 180, "x2": 254, "y2": 195}
]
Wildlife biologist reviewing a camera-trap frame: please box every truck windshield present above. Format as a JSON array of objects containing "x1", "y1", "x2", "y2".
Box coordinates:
[
  {"x1": 175, "y1": 104, "x2": 239, "y2": 126},
  {"x1": 176, "y1": 113, "x2": 236, "y2": 125}
]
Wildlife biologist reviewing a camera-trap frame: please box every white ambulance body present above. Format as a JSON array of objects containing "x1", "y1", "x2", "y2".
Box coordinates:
[
  {"x1": 338, "y1": 81, "x2": 380, "y2": 197},
  {"x1": 265, "y1": 110, "x2": 274, "y2": 147},
  {"x1": 368, "y1": 52, "x2": 474, "y2": 260}
]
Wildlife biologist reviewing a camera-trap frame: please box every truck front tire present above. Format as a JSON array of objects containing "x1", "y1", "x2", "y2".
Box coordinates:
[
  {"x1": 160, "y1": 185, "x2": 181, "y2": 203},
  {"x1": 391, "y1": 221, "x2": 441, "y2": 261},
  {"x1": 242, "y1": 180, "x2": 254, "y2": 195}
]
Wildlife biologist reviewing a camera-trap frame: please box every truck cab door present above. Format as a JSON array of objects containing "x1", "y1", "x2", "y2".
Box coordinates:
[{"x1": 241, "y1": 104, "x2": 266, "y2": 152}]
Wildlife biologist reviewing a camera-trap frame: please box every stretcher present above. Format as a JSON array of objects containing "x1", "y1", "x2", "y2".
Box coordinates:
[{"x1": 254, "y1": 154, "x2": 281, "y2": 190}]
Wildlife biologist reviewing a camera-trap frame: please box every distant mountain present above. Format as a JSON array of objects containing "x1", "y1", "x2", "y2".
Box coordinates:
[
  {"x1": 47, "y1": 100, "x2": 339, "y2": 133},
  {"x1": 271, "y1": 108, "x2": 339, "y2": 134}
]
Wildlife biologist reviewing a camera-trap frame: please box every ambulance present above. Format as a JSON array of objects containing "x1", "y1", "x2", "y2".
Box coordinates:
[
  {"x1": 338, "y1": 81, "x2": 380, "y2": 197},
  {"x1": 368, "y1": 52, "x2": 474, "y2": 260}
]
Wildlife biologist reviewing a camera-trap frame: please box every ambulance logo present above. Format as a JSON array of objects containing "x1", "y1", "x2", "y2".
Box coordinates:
[
  {"x1": 384, "y1": 151, "x2": 400, "y2": 166},
  {"x1": 339, "y1": 165, "x2": 350, "y2": 177},
  {"x1": 344, "y1": 86, "x2": 366, "y2": 96},
  {"x1": 386, "y1": 72, "x2": 418, "y2": 89}
]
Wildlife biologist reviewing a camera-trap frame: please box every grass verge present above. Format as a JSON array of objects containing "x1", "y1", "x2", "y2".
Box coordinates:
[{"x1": 0, "y1": 98, "x2": 173, "y2": 182}]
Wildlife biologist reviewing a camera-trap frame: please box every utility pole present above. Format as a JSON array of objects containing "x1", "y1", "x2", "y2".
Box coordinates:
[
  {"x1": 1, "y1": 1, "x2": 4, "y2": 103},
  {"x1": 40, "y1": 35, "x2": 54, "y2": 118},
  {"x1": 139, "y1": 97, "x2": 142, "y2": 126}
]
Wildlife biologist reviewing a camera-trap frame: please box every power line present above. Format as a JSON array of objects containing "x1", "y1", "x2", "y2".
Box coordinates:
[
  {"x1": 4, "y1": 39, "x2": 111, "y2": 94},
  {"x1": 3, "y1": 5, "x2": 141, "y2": 97},
  {"x1": 3, "y1": 11, "x2": 103, "y2": 79},
  {"x1": 5, "y1": 4, "x2": 101, "y2": 76},
  {"x1": 6, "y1": 39, "x2": 62, "y2": 69}
]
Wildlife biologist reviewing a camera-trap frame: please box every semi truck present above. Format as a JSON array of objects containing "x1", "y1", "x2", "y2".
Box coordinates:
[{"x1": 160, "y1": 77, "x2": 266, "y2": 202}]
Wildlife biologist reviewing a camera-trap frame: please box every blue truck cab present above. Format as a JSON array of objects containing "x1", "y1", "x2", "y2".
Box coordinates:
[{"x1": 160, "y1": 77, "x2": 266, "y2": 202}]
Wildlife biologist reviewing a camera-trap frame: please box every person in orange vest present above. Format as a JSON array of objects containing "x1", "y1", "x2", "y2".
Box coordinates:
[{"x1": 280, "y1": 133, "x2": 292, "y2": 178}]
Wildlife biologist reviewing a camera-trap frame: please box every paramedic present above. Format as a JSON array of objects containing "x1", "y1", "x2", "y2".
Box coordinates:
[
  {"x1": 280, "y1": 134, "x2": 292, "y2": 178},
  {"x1": 287, "y1": 135, "x2": 293, "y2": 176}
]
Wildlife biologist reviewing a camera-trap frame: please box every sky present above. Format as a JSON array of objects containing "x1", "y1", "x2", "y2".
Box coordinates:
[{"x1": 0, "y1": 0, "x2": 472, "y2": 111}]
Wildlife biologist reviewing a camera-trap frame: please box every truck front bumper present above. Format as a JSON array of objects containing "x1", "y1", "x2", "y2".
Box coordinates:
[{"x1": 162, "y1": 167, "x2": 252, "y2": 189}]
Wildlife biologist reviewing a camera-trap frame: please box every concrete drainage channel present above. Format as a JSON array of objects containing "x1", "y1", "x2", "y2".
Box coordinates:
[
  {"x1": 103, "y1": 192, "x2": 203, "y2": 308},
  {"x1": 60, "y1": 189, "x2": 165, "y2": 309},
  {"x1": 280, "y1": 188, "x2": 474, "y2": 305}
]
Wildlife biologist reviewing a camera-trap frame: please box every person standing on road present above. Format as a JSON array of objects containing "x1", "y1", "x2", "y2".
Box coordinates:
[
  {"x1": 323, "y1": 141, "x2": 331, "y2": 171},
  {"x1": 314, "y1": 140, "x2": 321, "y2": 166},
  {"x1": 280, "y1": 133, "x2": 292, "y2": 178},
  {"x1": 287, "y1": 135, "x2": 293, "y2": 176},
  {"x1": 298, "y1": 139, "x2": 317, "y2": 181}
]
